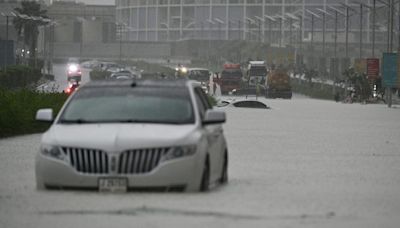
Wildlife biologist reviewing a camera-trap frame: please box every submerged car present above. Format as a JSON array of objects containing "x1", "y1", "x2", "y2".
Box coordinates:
[
  {"x1": 217, "y1": 98, "x2": 269, "y2": 109},
  {"x1": 35, "y1": 80, "x2": 228, "y2": 192},
  {"x1": 110, "y1": 70, "x2": 136, "y2": 80}
]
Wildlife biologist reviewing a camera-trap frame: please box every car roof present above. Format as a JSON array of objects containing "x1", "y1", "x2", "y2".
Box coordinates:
[
  {"x1": 188, "y1": 68, "x2": 210, "y2": 71},
  {"x1": 82, "y1": 79, "x2": 196, "y2": 89}
]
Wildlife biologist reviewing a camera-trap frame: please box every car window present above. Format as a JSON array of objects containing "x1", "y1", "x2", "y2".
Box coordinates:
[
  {"x1": 59, "y1": 86, "x2": 194, "y2": 124},
  {"x1": 195, "y1": 87, "x2": 212, "y2": 109},
  {"x1": 233, "y1": 101, "x2": 268, "y2": 109},
  {"x1": 194, "y1": 90, "x2": 206, "y2": 119},
  {"x1": 188, "y1": 70, "x2": 210, "y2": 81}
]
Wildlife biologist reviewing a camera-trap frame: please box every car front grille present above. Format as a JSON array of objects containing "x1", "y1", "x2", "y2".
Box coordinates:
[
  {"x1": 62, "y1": 147, "x2": 109, "y2": 174},
  {"x1": 118, "y1": 148, "x2": 170, "y2": 174}
]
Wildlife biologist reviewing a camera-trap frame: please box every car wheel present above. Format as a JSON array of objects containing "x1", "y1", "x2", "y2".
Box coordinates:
[
  {"x1": 219, "y1": 152, "x2": 228, "y2": 184},
  {"x1": 200, "y1": 157, "x2": 210, "y2": 192}
]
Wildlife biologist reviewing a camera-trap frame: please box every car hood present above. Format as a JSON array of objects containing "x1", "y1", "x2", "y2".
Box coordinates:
[{"x1": 43, "y1": 123, "x2": 198, "y2": 152}]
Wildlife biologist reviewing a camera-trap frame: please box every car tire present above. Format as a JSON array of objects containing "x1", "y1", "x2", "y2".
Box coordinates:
[
  {"x1": 200, "y1": 157, "x2": 210, "y2": 192},
  {"x1": 219, "y1": 152, "x2": 228, "y2": 184}
]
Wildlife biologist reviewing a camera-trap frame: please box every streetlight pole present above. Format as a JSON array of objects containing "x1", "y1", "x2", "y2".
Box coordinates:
[
  {"x1": 259, "y1": 19, "x2": 262, "y2": 42},
  {"x1": 238, "y1": 19, "x2": 242, "y2": 40},
  {"x1": 264, "y1": 15, "x2": 276, "y2": 45},
  {"x1": 346, "y1": 7, "x2": 349, "y2": 58},
  {"x1": 299, "y1": 15, "x2": 303, "y2": 54},
  {"x1": 334, "y1": 11, "x2": 338, "y2": 58},
  {"x1": 373, "y1": 0, "x2": 376, "y2": 57},
  {"x1": 1, "y1": 12, "x2": 10, "y2": 69},
  {"x1": 279, "y1": 17, "x2": 283, "y2": 47},
  {"x1": 228, "y1": 20, "x2": 231, "y2": 40},
  {"x1": 398, "y1": 0, "x2": 400, "y2": 52},
  {"x1": 214, "y1": 18, "x2": 224, "y2": 40},
  {"x1": 390, "y1": 0, "x2": 394, "y2": 52},
  {"x1": 286, "y1": 13, "x2": 300, "y2": 48},
  {"x1": 359, "y1": 4, "x2": 363, "y2": 59},
  {"x1": 274, "y1": 16, "x2": 285, "y2": 47},
  {"x1": 353, "y1": 1, "x2": 375, "y2": 58},
  {"x1": 255, "y1": 16, "x2": 265, "y2": 43},
  {"x1": 311, "y1": 14, "x2": 314, "y2": 50},
  {"x1": 306, "y1": 10, "x2": 321, "y2": 68},
  {"x1": 119, "y1": 24, "x2": 122, "y2": 62},
  {"x1": 328, "y1": 6, "x2": 345, "y2": 59},
  {"x1": 340, "y1": 4, "x2": 357, "y2": 59},
  {"x1": 201, "y1": 21, "x2": 204, "y2": 40},
  {"x1": 322, "y1": 12, "x2": 325, "y2": 56},
  {"x1": 245, "y1": 17, "x2": 255, "y2": 41},
  {"x1": 6, "y1": 15, "x2": 9, "y2": 41},
  {"x1": 161, "y1": 22, "x2": 170, "y2": 41},
  {"x1": 316, "y1": 8, "x2": 333, "y2": 57}
]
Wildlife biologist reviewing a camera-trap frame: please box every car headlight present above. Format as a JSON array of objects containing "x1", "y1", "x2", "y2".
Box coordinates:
[
  {"x1": 163, "y1": 145, "x2": 197, "y2": 161},
  {"x1": 68, "y1": 64, "x2": 78, "y2": 72},
  {"x1": 40, "y1": 145, "x2": 65, "y2": 160}
]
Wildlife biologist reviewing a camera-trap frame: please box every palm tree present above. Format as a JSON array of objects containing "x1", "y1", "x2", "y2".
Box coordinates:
[{"x1": 13, "y1": 1, "x2": 48, "y2": 66}]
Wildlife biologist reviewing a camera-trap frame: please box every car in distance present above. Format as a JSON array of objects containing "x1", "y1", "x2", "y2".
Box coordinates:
[
  {"x1": 66, "y1": 59, "x2": 82, "y2": 82},
  {"x1": 110, "y1": 70, "x2": 136, "y2": 80},
  {"x1": 35, "y1": 80, "x2": 228, "y2": 192}
]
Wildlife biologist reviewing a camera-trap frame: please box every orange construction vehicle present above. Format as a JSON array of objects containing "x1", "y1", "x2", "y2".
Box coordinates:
[{"x1": 220, "y1": 63, "x2": 243, "y2": 94}]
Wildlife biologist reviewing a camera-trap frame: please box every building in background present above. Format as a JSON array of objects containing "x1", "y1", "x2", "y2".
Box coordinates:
[
  {"x1": 115, "y1": 0, "x2": 393, "y2": 59},
  {"x1": 48, "y1": 0, "x2": 116, "y2": 43}
]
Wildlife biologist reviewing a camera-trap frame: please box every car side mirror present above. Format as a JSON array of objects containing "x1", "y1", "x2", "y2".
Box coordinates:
[
  {"x1": 203, "y1": 110, "x2": 226, "y2": 125},
  {"x1": 36, "y1": 109, "x2": 53, "y2": 122}
]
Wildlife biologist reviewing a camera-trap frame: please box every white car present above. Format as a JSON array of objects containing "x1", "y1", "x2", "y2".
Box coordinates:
[
  {"x1": 35, "y1": 80, "x2": 228, "y2": 192},
  {"x1": 217, "y1": 98, "x2": 269, "y2": 109}
]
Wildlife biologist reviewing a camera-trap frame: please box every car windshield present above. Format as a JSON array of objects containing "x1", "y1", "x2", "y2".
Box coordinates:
[
  {"x1": 221, "y1": 70, "x2": 242, "y2": 79},
  {"x1": 187, "y1": 70, "x2": 210, "y2": 81},
  {"x1": 249, "y1": 67, "x2": 267, "y2": 76},
  {"x1": 59, "y1": 86, "x2": 194, "y2": 124}
]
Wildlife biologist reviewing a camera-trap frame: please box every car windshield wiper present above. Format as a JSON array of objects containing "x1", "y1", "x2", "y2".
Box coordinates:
[
  {"x1": 59, "y1": 119, "x2": 92, "y2": 124},
  {"x1": 118, "y1": 119, "x2": 190, "y2": 125}
]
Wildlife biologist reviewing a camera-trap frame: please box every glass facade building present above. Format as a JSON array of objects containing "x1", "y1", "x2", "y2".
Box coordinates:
[{"x1": 116, "y1": 0, "x2": 390, "y2": 47}]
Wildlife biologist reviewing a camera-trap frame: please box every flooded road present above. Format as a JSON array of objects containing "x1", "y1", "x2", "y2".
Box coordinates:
[{"x1": 1, "y1": 98, "x2": 400, "y2": 228}]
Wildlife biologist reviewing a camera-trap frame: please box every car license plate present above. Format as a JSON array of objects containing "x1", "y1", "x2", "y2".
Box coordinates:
[{"x1": 98, "y1": 178, "x2": 128, "y2": 193}]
